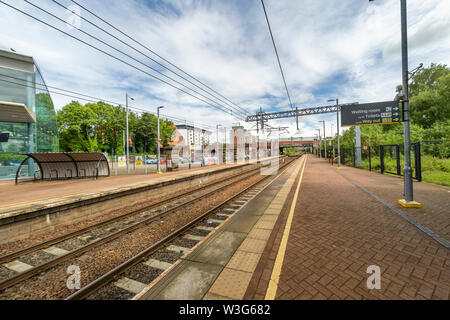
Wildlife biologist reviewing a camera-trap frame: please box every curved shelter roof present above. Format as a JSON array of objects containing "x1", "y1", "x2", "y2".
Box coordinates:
[{"x1": 15, "y1": 152, "x2": 110, "y2": 183}]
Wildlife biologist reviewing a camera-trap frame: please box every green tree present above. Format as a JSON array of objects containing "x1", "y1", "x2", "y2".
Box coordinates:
[
  {"x1": 57, "y1": 101, "x2": 175, "y2": 155},
  {"x1": 57, "y1": 101, "x2": 99, "y2": 151},
  {"x1": 409, "y1": 64, "x2": 450, "y2": 128}
]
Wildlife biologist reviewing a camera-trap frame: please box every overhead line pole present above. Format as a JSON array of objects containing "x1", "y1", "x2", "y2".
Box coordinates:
[
  {"x1": 399, "y1": 0, "x2": 418, "y2": 207},
  {"x1": 126, "y1": 93, "x2": 134, "y2": 174}
]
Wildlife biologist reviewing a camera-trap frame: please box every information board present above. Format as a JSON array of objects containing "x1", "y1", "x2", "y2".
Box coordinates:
[{"x1": 341, "y1": 101, "x2": 401, "y2": 127}]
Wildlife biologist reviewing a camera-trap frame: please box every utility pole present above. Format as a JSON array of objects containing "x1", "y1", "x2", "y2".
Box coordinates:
[
  {"x1": 316, "y1": 129, "x2": 321, "y2": 158},
  {"x1": 370, "y1": 0, "x2": 420, "y2": 207},
  {"x1": 399, "y1": 0, "x2": 419, "y2": 207},
  {"x1": 296, "y1": 106, "x2": 299, "y2": 131},
  {"x1": 260, "y1": 107, "x2": 264, "y2": 131},
  {"x1": 157, "y1": 106, "x2": 164, "y2": 174},
  {"x1": 319, "y1": 120, "x2": 326, "y2": 160},
  {"x1": 216, "y1": 124, "x2": 222, "y2": 145},
  {"x1": 125, "y1": 93, "x2": 134, "y2": 174},
  {"x1": 328, "y1": 98, "x2": 341, "y2": 169}
]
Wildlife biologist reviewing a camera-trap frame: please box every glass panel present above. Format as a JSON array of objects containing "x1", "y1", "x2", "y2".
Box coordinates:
[
  {"x1": 0, "y1": 63, "x2": 59, "y2": 179},
  {"x1": 35, "y1": 68, "x2": 58, "y2": 153}
]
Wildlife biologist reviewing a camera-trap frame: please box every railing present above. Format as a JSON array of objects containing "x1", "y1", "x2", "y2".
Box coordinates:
[{"x1": 315, "y1": 140, "x2": 450, "y2": 184}]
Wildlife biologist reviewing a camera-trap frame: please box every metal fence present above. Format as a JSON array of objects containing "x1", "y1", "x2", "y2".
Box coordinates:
[
  {"x1": 107, "y1": 154, "x2": 219, "y2": 176},
  {"x1": 328, "y1": 140, "x2": 450, "y2": 183}
]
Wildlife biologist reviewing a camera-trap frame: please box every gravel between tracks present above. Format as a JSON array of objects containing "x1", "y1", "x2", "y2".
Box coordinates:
[{"x1": 0, "y1": 170, "x2": 266, "y2": 300}]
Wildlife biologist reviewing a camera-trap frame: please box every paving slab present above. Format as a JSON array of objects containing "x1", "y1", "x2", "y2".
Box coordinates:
[
  {"x1": 183, "y1": 234, "x2": 205, "y2": 242},
  {"x1": 209, "y1": 268, "x2": 253, "y2": 300},
  {"x1": 115, "y1": 277, "x2": 147, "y2": 294},
  {"x1": 196, "y1": 226, "x2": 215, "y2": 232},
  {"x1": 42, "y1": 246, "x2": 70, "y2": 257},
  {"x1": 3, "y1": 260, "x2": 33, "y2": 273},
  {"x1": 142, "y1": 260, "x2": 222, "y2": 300},
  {"x1": 186, "y1": 231, "x2": 247, "y2": 266},
  {"x1": 144, "y1": 259, "x2": 172, "y2": 271},
  {"x1": 166, "y1": 245, "x2": 190, "y2": 255}
]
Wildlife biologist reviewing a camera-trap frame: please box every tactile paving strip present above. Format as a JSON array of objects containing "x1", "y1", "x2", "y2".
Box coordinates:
[{"x1": 209, "y1": 268, "x2": 253, "y2": 300}]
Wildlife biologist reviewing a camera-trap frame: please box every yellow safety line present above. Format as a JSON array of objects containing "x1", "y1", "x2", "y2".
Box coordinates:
[{"x1": 265, "y1": 155, "x2": 307, "y2": 300}]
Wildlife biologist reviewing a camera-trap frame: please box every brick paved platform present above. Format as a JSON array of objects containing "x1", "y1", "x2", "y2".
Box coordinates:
[{"x1": 245, "y1": 155, "x2": 450, "y2": 300}]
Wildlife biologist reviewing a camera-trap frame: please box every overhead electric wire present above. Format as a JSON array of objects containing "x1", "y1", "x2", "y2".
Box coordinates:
[
  {"x1": 51, "y1": 0, "x2": 248, "y2": 118},
  {"x1": 21, "y1": 0, "x2": 246, "y2": 120},
  {"x1": 0, "y1": 0, "x2": 244, "y2": 121},
  {"x1": 69, "y1": 0, "x2": 249, "y2": 117},
  {"x1": 0, "y1": 74, "x2": 213, "y2": 130},
  {"x1": 260, "y1": 0, "x2": 294, "y2": 110}
]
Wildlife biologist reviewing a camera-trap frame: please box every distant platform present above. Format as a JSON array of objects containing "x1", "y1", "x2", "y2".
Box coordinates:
[{"x1": 0, "y1": 161, "x2": 270, "y2": 223}]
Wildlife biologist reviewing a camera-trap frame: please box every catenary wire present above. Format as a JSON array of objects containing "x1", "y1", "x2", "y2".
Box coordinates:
[
  {"x1": 51, "y1": 0, "x2": 249, "y2": 117},
  {"x1": 0, "y1": 0, "x2": 244, "y2": 121},
  {"x1": 0, "y1": 76, "x2": 214, "y2": 130},
  {"x1": 69, "y1": 0, "x2": 249, "y2": 116},
  {"x1": 22, "y1": 0, "x2": 246, "y2": 119},
  {"x1": 261, "y1": 0, "x2": 294, "y2": 110}
]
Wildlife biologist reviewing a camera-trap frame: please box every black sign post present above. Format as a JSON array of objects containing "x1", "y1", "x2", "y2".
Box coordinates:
[{"x1": 341, "y1": 101, "x2": 401, "y2": 127}]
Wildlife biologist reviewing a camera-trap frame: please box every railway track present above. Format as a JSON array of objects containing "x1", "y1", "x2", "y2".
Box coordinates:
[
  {"x1": 0, "y1": 161, "x2": 273, "y2": 293},
  {"x1": 0, "y1": 158, "x2": 292, "y2": 298},
  {"x1": 65, "y1": 156, "x2": 299, "y2": 300}
]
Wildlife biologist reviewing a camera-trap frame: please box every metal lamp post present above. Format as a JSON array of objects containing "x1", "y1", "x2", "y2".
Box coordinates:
[
  {"x1": 328, "y1": 98, "x2": 341, "y2": 169},
  {"x1": 369, "y1": 0, "x2": 420, "y2": 207},
  {"x1": 216, "y1": 124, "x2": 222, "y2": 165},
  {"x1": 316, "y1": 128, "x2": 321, "y2": 158},
  {"x1": 319, "y1": 120, "x2": 326, "y2": 160},
  {"x1": 157, "y1": 106, "x2": 164, "y2": 174},
  {"x1": 125, "y1": 93, "x2": 134, "y2": 174}
]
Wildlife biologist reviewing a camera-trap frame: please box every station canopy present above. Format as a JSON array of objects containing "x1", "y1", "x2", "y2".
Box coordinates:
[
  {"x1": 15, "y1": 152, "x2": 110, "y2": 183},
  {"x1": 0, "y1": 101, "x2": 36, "y2": 123}
]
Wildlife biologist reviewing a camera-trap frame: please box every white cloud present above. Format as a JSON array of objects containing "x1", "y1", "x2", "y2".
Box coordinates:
[{"x1": 0, "y1": 0, "x2": 448, "y2": 138}]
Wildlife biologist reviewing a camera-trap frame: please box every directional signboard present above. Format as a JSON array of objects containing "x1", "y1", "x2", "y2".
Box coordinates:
[{"x1": 341, "y1": 101, "x2": 401, "y2": 127}]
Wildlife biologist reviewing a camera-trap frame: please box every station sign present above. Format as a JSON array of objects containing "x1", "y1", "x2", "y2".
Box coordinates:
[{"x1": 341, "y1": 101, "x2": 401, "y2": 127}]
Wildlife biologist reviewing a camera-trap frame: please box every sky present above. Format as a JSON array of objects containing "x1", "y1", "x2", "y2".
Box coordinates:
[{"x1": 0, "y1": 0, "x2": 449, "y2": 140}]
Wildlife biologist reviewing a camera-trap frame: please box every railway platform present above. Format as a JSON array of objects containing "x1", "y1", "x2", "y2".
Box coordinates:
[{"x1": 137, "y1": 155, "x2": 449, "y2": 300}]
